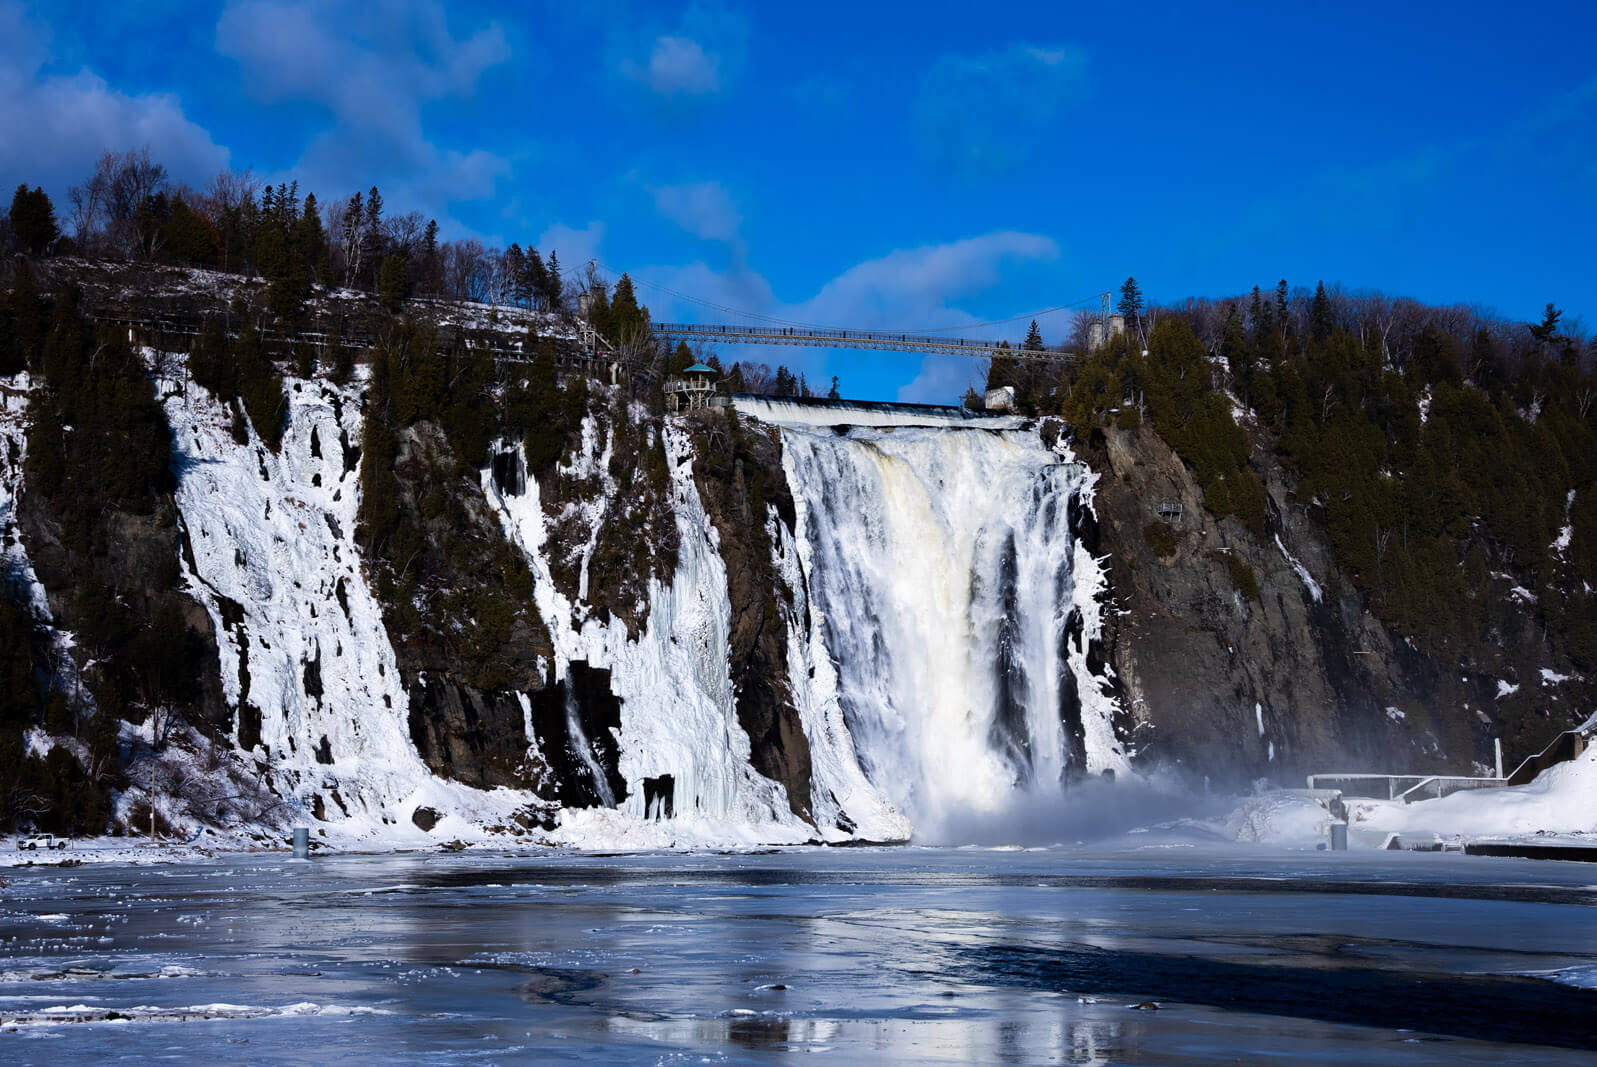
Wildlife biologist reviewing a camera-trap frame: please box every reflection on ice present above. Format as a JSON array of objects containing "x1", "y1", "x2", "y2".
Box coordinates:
[{"x1": 1, "y1": 847, "x2": 1595, "y2": 1064}]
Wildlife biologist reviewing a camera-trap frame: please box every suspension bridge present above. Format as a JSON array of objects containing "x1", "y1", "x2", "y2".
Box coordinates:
[
  {"x1": 650, "y1": 321, "x2": 1079, "y2": 362},
  {"x1": 590, "y1": 260, "x2": 1110, "y2": 363}
]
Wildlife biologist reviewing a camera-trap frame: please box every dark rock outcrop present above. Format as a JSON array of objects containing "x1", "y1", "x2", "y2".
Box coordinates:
[
  {"x1": 406, "y1": 678, "x2": 538, "y2": 790},
  {"x1": 690, "y1": 415, "x2": 815, "y2": 822},
  {"x1": 1088, "y1": 422, "x2": 1484, "y2": 786},
  {"x1": 523, "y1": 661, "x2": 627, "y2": 809},
  {"x1": 367, "y1": 421, "x2": 552, "y2": 790},
  {"x1": 19, "y1": 478, "x2": 231, "y2": 739}
]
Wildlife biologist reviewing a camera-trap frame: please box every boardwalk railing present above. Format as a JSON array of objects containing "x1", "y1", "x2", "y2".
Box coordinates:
[
  {"x1": 652, "y1": 322, "x2": 1076, "y2": 362},
  {"x1": 1305, "y1": 773, "x2": 1508, "y2": 803}
]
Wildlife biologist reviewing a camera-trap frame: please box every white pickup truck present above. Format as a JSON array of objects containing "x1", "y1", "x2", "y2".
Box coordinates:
[{"x1": 18, "y1": 833, "x2": 68, "y2": 851}]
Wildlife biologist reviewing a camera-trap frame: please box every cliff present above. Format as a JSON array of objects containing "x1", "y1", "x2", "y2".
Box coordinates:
[
  {"x1": 1088, "y1": 422, "x2": 1438, "y2": 784},
  {"x1": 0, "y1": 272, "x2": 1586, "y2": 847}
]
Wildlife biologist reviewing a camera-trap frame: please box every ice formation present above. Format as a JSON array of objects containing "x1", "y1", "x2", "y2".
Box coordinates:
[{"x1": 165, "y1": 371, "x2": 531, "y2": 842}]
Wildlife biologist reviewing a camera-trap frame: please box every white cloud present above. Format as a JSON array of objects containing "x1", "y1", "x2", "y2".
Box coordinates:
[
  {"x1": 537, "y1": 220, "x2": 605, "y2": 269},
  {"x1": 216, "y1": 0, "x2": 508, "y2": 133},
  {"x1": 0, "y1": 1, "x2": 229, "y2": 196},
  {"x1": 615, "y1": 6, "x2": 746, "y2": 104},
  {"x1": 623, "y1": 35, "x2": 720, "y2": 97},
  {"x1": 645, "y1": 230, "x2": 1056, "y2": 330},
  {"x1": 652, "y1": 180, "x2": 742, "y2": 244},
  {"x1": 916, "y1": 43, "x2": 1089, "y2": 175},
  {"x1": 215, "y1": 0, "x2": 510, "y2": 219},
  {"x1": 802, "y1": 232, "x2": 1059, "y2": 327},
  {"x1": 896, "y1": 356, "x2": 987, "y2": 405}
]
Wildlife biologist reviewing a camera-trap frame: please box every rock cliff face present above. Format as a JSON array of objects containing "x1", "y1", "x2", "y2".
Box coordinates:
[
  {"x1": 381, "y1": 421, "x2": 552, "y2": 792},
  {"x1": 14, "y1": 376, "x2": 232, "y2": 744},
  {"x1": 2, "y1": 308, "x2": 1558, "y2": 846},
  {"x1": 687, "y1": 415, "x2": 813, "y2": 820},
  {"x1": 1087, "y1": 422, "x2": 1487, "y2": 785}
]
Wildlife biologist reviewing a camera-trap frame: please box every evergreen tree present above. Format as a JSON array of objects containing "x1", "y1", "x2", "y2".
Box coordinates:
[
  {"x1": 327, "y1": 325, "x2": 353, "y2": 385},
  {"x1": 419, "y1": 219, "x2": 441, "y2": 297},
  {"x1": 341, "y1": 190, "x2": 364, "y2": 286},
  {"x1": 1310, "y1": 280, "x2": 1333, "y2": 346},
  {"x1": 608, "y1": 273, "x2": 648, "y2": 345},
  {"x1": 668, "y1": 340, "x2": 694, "y2": 375},
  {"x1": 296, "y1": 194, "x2": 325, "y2": 266},
  {"x1": 188, "y1": 317, "x2": 234, "y2": 397},
  {"x1": 7, "y1": 260, "x2": 44, "y2": 368},
  {"x1": 1117, "y1": 277, "x2": 1145, "y2": 332},
  {"x1": 1024, "y1": 319, "x2": 1044, "y2": 351},
  {"x1": 161, "y1": 196, "x2": 216, "y2": 266},
  {"x1": 584, "y1": 278, "x2": 611, "y2": 339},
  {"x1": 233, "y1": 323, "x2": 287, "y2": 451},
  {"x1": 1529, "y1": 303, "x2": 1563, "y2": 348},
  {"x1": 986, "y1": 338, "x2": 1018, "y2": 393},
  {"x1": 828, "y1": 375, "x2": 841, "y2": 400},
  {"x1": 1248, "y1": 284, "x2": 1283, "y2": 373},
  {"x1": 503, "y1": 244, "x2": 527, "y2": 306},
  {"x1": 524, "y1": 249, "x2": 549, "y2": 310},
  {"x1": 378, "y1": 253, "x2": 410, "y2": 310},
  {"x1": 360, "y1": 187, "x2": 384, "y2": 290},
  {"x1": 522, "y1": 340, "x2": 565, "y2": 473},
  {"x1": 543, "y1": 251, "x2": 564, "y2": 311},
  {"x1": 1221, "y1": 305, "x2": 1251, "y2": 405},
  {"x1": 9, "y1": 185, "x2": 59, "y2": 256}
]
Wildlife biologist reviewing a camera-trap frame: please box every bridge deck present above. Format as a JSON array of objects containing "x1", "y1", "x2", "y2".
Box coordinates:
[{"x1": 653, "y1": 322, "x2": 1073, "y2": 362}]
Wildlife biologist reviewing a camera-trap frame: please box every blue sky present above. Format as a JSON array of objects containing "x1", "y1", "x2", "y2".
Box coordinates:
[{"x1": 2, "y1": 1, "x2": 1594, "y2": 402}]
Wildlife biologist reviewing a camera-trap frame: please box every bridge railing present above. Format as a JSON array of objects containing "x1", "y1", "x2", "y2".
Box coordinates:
[{"x1": 652, "y1": 322, "x2": 1075, "y2": 359}]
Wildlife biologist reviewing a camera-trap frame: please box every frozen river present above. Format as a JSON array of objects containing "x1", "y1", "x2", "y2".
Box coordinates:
[{"x1": 3, "y1": 845, "x2": 1596, "y2": 1063}]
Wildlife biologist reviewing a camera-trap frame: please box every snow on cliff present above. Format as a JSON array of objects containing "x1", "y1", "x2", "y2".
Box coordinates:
[
  {"x1": 164, "y1": 369, "x2": 532, "y2": 845},
  {"x1": 482, "y1": 418, "x2": 841, "y2": 847}
]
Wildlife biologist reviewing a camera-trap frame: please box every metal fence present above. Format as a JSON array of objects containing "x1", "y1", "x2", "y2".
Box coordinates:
[{"x1": 1305, "y1": 773, "x2": 1508, "y2": 803}]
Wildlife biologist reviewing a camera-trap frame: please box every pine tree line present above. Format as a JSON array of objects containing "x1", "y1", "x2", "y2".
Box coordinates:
[{"x1": 2, "y1": 147, "x2": 581, "y2": 323}]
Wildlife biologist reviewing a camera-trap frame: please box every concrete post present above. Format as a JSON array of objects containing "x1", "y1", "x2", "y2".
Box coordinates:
[
  {"x1": 292, "y1": 827, "x2": 310, "y2": 860},
  {"x1": 1495, "y1": 738, "x2": 1504, "y2": 780},
  {"x1": 1328, "y1": 822, "x2": 1348, "y2": 851}
]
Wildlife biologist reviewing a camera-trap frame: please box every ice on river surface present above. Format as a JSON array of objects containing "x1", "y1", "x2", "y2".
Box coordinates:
[{"x1": 3, "y1": 845, "x2": 1596, "y2": 1064}]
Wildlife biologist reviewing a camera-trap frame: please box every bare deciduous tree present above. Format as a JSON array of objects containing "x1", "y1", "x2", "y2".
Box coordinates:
[
  {"x1": 69, "y1": 147, "x2": 169, "y2": 258},
  {"x1": 384, "y1": 211, "x2": 427, "y2": 258}
]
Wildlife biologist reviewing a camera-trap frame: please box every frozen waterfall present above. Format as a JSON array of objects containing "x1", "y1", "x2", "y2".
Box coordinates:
[{"x1": 768, "y1": 410, "x2": 1130, "y2": 836}]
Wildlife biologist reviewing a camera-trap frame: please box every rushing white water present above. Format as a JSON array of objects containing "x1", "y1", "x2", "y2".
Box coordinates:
[
  {"x1": 564, "y1": 684, "x2": 617, "y2": 809},
  {"x1": 769, "y1": 411, "x2": 1130, "y2": 837}
]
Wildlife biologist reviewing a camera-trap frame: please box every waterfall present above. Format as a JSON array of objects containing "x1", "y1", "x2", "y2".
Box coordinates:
[
  {"x1": 565, "y1": 683, "x2": 617, "y2": 809},
  {"x1": 766, "y1": 406, "x2": 1129, "y2": 837}
]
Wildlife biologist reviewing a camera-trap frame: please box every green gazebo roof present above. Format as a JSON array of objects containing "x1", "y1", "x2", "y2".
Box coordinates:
[{"x1": 683, "y1": 363, "x2": 717, "y2": 374}]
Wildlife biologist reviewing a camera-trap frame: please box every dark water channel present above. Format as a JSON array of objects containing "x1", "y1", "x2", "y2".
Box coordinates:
[{"x1": 2, "y1": 845, "x2": 1596, "y2": 1064}]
